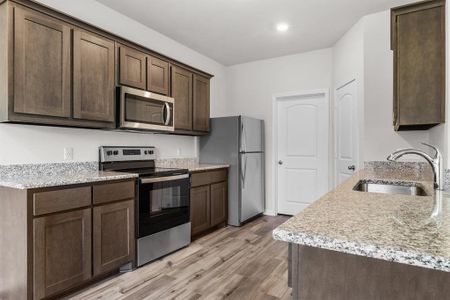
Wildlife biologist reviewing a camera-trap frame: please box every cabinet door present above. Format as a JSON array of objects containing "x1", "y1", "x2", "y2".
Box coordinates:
[
  {"x1": 33, "y1": 208, "x2": 92, "y2": 300},
  {"x1": 119, "y1": 46, "x2": 146, "y2": 90},
  {"x1": 13, "y1": 7, "x2": 71, "y2": 118},
  {"x1": 210, "y1": 182, "x2": 227, "y2": 226},
  {"x1": 171, "y1": 66, "x2": 193, "y2": 130},
  {"x1": 190, "y1": 185, "x2": 210, "y2": 236},
  {"x1": 193, "y1": 74, "x2": 210, "y2": 132},
  {"x1": 73, "y1": 30, "x2": 115, "y2": 122},
  {"x1": 147, "y1": 56, "x2": 169, "y2": 95},
  {"x1": 93, "y1": 200, "x2": 135, "y2": 276},
  {"x1": 392, "y1": 1, "x2": 445, "y2": 130}
]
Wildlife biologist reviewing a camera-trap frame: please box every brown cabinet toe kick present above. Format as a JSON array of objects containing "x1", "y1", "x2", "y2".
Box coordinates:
[{"x1": 0, "y1": 179, "x2": 136, "y2": 300}]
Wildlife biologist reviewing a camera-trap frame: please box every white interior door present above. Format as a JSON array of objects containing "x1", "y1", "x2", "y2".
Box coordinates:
[
  {"x1": 276, "y1": 91, "x2": 329, "y2": 215},
  {"x1": 335, "y1": 80, "x2": 358, "y2": 186}
]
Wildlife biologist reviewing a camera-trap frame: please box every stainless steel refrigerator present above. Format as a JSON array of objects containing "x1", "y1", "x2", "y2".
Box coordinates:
[{"x1": 199, "y1": 116, "x2": 265, "y2": 226}]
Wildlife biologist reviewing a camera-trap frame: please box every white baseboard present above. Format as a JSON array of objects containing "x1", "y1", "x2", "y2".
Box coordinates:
[{"x1": 263, "y1": 210, "x2": 277, "y2": 216}]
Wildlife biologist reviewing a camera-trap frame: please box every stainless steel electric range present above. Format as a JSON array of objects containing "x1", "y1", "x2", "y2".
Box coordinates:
[{"x1": 99, "y1": 146, "x2": 190, "y2": 267}]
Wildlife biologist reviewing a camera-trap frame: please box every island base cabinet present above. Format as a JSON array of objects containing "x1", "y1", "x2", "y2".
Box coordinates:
[
  {"x1": 33, "y1": 208, "x2": 92, "y2": 300},
  {"x1": 93, "y1": 200, "x2": 135, "y2": 276},
  {"x1": 290, "y1": 244, "x2": 450, "y2": 300}
]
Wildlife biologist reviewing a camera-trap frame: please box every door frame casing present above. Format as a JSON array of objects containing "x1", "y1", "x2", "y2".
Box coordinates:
[
  {"x1": 272, "y1": 89, "x2": 330, "y2": 216},
  {"x1": 334, "y1": 79, "x2": 359, "y2": 188}
]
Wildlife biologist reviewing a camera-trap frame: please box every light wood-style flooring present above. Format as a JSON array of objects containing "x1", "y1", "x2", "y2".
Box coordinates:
[{"x1": 66, "y1": 215, "x2": 292, "y2": 300}]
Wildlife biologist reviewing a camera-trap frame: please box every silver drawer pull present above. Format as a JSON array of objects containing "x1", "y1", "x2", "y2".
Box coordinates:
[{"x1": 141, "y1": 174, "x2": 189, "y2": 184}]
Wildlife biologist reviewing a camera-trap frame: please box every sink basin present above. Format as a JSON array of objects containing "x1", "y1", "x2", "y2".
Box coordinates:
[{"x1": 353, "y1": 180, "x2": 429, "y2": 196}]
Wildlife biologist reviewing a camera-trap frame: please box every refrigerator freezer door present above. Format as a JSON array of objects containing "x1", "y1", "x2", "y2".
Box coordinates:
[
  {"x1": 240, "y1": 116, "x2": 264, "y2": 153},
  {"x1": 240, "y1": 152, "x2": 264, "y2": 222}
]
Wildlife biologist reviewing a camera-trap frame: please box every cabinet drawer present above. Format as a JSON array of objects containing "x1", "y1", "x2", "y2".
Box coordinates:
[
  {"x1": 191, "y1": 169, "x2": 227, "y2": 187},
  {"x1": 33, "y1": 186, "x2": 91, "y2": 216},
  {"x1": 93, "y1": 180, "x2": 135, "y2": 205}
]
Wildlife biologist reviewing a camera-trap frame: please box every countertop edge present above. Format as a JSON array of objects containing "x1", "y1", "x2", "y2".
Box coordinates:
[
  {"x1": 189, "y1": 165, "x2": 230, "y2": 172},
  {"x1": 272, "y1": 228, "x2": 450, "y2": 273},
  {"x1": 0, "y1": 173, "x2": 138, "y2": 190}
]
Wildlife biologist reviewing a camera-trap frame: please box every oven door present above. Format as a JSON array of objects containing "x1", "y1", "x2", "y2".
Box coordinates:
[
  {"x1": 120, "y1": 86, "x2": 175, "y2": 131},
  {"x1": 138, "y1": 174, "x2": 190, "y2": 237}
]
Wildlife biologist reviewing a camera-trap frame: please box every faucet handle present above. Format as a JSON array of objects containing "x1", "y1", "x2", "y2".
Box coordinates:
[{"x1": 421, "y1": 142, "x2": 441, "y2": 159}]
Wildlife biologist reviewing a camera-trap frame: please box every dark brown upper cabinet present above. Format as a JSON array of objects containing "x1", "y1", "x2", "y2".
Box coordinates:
[
  {"x1": 73, "y1": 30, "x2": 115, "y2": 123},
  {"x1": 0, "y1": 0, "x2": 213, "y2": 134},
  {"x1": 13, "y1": 6, "x2": 71, "y2": 118},
  {"x1": 391, "y1": 0, "x2": 445, "y2": 131},
  {"x1": 171, "y1": 65, "x2": 193, "y2": 131},
  {"x1": 193, "y1": 74, "x2": 210, "y2": 132},
  {"x1": 147, "y1": 55, "x2": 170, "y2": 95},
  {"x1": 119, "y1": 45, "x2": 146, "y2": 90}
]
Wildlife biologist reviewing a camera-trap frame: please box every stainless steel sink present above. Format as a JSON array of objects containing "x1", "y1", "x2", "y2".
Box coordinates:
[{"x1": 353, "y1": 180, "x2": 429, "y2": 196}]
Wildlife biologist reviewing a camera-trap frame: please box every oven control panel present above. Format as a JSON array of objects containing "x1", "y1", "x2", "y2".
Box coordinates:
[{"x1": 99, "y1": 146, "x2": 156, "y2": 162}]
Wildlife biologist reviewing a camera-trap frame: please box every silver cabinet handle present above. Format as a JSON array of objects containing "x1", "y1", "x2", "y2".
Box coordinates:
[
  {"x1": 348, "y1": 165, "x2": 355, "y2": 171},
  {"x1": 278, "y1": 160, "x2": 283, "y2": 165}
]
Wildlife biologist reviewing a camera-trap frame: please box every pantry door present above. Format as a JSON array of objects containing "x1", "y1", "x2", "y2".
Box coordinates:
[{"x1": 275, "y1": 90, "x2": 329, "y2": 215}]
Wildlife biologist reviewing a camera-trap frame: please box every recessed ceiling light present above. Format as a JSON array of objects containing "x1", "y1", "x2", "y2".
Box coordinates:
[{"x1": 276, "y1": 22, "x2": 289, "y2": 32}]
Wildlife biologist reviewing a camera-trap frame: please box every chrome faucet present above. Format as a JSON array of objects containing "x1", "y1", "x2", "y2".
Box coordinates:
[{"x1": 387, "y1": 143, "x2": 444, "y2": 190}]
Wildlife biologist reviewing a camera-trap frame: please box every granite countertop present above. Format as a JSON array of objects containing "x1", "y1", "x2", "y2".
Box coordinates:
[
  {"x1": 155, "y1": 158, "x2": 229, "y2": 172},
  {"x1": 273, "y1": 162, "x2": 450, "y2": 272},
  {"x1": 0, "y1": 162, "x2": 138, "y2": 189}
]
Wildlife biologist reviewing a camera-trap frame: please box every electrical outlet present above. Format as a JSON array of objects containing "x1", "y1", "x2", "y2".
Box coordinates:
[{"x1": 64, "y1": 147, "x2": 74, "y2": 161}]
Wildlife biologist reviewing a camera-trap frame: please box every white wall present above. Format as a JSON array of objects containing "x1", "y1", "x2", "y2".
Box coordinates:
[
  {"x1": 429, "y1": 0, "x2": 449, "y2": 167},
  {"x1": 226, "y1": 49, "x2": 333, "y2": 215},
  {"x1": 0, "y1": 0, "x2": 228, "y2": 165},
  {"x1": 362, "y1": 11, "x2": 430, "y2": 161},
  {"x1": 332, "y1": 10, "x2": 434, "y2": 167}
]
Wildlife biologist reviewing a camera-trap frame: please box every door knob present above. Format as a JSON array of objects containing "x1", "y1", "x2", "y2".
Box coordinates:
[
  {"x1": 278, "y1": 160, "x2": 283, "y2": 165},
  {"x1": 348, "y1": 165, "x2": 356, "y2": 171}
]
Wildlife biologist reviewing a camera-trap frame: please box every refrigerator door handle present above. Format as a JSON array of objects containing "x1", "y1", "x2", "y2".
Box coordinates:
[
  {"x1": 240, "y1": 154, "x2": 247, "y2": 189},
  {"x1": 241, "y1": 122, "x2": 246, "y2": 153}
]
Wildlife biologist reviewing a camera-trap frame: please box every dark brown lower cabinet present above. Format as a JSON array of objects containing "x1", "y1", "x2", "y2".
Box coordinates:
[
  {"x1": 210, "y1": 182, "x2": 227, "y2": 226},
  {"x1": 93, "y1": 200, "x2": 135, "y2": 276},
  {"x1": 0, "y1": 179, "x2": 136, "y2": 300},
  {"x1": 33, "y1": 208, "x2": 92, "y2": 300},
  {"x1": 190, "y1": 168, "x2": 228, "y2": 238},
  {"x1": 191, "y1": 185, "x2": 211, "y2": 236}
]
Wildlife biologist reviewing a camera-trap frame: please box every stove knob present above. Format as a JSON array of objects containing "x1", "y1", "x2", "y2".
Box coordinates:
[
  {"x1": 113, "y1": 150, "x2": 119, "y2": 155},
  {"x1": 144, "y1": 151, "x2": 148, "y2": 155},
  {"x1": 106, "y1": 151, "x2": 112, "y2": 156}
]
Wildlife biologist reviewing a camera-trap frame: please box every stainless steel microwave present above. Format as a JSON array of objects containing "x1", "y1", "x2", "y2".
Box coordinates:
[{"x1": 119, "y1": 86, "x2": 175, "y2": 132}]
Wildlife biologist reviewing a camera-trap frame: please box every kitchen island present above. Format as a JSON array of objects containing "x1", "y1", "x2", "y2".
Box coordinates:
[{"x1": 273, "y1": 162, "x2": 450, "y2": 300}]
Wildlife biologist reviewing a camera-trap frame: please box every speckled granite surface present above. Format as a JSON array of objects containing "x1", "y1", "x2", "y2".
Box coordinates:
[
  {"x1": 156, "y1": 158, "x2": 229, "y2": 172},
  {"x1": 0, "y1": 162, "x2": 138, "y2": 189},
  {"x1": 273, "y1": 161, "x2": 450, "y2": 272}
]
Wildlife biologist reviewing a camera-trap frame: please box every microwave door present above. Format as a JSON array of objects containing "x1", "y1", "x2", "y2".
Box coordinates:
[{"x1": 120, "y1": 86, "x2": 175, "y2": 131}]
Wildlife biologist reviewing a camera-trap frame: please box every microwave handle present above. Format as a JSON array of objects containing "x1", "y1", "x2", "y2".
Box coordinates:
[{"x1": 164, "y1": 102, "x2": 171, "y2": 125}]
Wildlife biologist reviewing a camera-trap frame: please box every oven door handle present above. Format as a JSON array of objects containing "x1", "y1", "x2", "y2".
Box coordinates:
[{"x1": 140, "y1": 174, "x2": 189, "y2": 184}]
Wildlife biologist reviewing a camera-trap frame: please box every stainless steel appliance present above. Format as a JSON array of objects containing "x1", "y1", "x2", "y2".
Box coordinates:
[
  {"x1": 99, "y1": 146, "x2": 190, "y2": 267},
  {"x1": 199, "y1": 116, "x2": 265, "y2": 226},
  {"x1": 118, "y1": 86, "x2": 175, "y2": 132}
]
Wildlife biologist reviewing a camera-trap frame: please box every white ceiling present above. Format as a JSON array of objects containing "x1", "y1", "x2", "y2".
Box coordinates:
[{"x1": 96, "y1": 0, "x2": 414, "y2": 66}]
